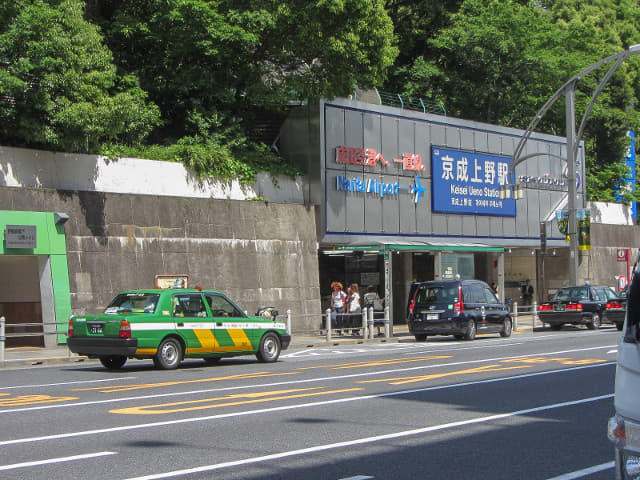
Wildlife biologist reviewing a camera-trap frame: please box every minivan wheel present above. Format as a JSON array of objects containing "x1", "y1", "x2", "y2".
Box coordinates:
[
  {"x1": 587, "y1": 313, "x2": 601, "y2": 330},
  {"x1": 464, "y1": 320, "x2": 476, "y2": 340},
  {"x1": 500, "y1": 318, "x2": 512, "y2": 338},
  {"x1": 414, "y1": 334, "x2": 427, "y2": 342}
]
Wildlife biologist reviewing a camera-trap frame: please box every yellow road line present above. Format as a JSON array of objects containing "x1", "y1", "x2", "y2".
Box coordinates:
[
  {"x1": 110, "y1": 387, "x2": 363, "y2": 414},
  {"x1": 72, "y1": 372, "x2": 298, "y2": 393},
  {"x1": 298, "y1": 355, "x2": 452, "y2": 370},
  {"x1": 0, "y1": 394, "x2": 79, "y2": 407}
]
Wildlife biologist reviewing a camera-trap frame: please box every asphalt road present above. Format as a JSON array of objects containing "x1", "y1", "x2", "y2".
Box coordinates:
[{"x1": 0, "y1": 327, "x2": 620, "y2": 480}]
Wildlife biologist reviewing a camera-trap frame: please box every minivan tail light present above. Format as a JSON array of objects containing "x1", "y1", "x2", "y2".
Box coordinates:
[
  {"x1": 454, "y1": 285, "x2": 464, "y2": 313},
  {"x1": 409, "y1": 289, "x2": 419, "y2": 316},
  {"x1": 67, "y1": 319, "x2": 74, "y2": 337},
  {"x1": 119, "y1": 320, "x2": 132, "y2": 338}
]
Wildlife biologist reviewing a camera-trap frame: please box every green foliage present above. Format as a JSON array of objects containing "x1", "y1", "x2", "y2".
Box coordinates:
[
  {"x1": 0, "y1": 0, "x2": 160, "y2": 153},
  {"x1": 385, "y1": 0, "x2": 640, "y2": 203}
]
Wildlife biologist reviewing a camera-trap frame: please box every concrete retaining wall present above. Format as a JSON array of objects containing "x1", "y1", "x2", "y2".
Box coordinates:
[{"x1": 0, "y1": 186, "x2": 322, "y2": 333}]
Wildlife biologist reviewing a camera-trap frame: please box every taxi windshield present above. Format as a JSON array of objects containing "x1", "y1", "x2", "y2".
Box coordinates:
[{"x1": 105, "y1": 293, "x2": 160, "y2": 314}]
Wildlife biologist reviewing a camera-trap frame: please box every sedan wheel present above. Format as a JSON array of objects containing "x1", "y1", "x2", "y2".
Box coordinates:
[
  {"x1": 414, "y1": 334, "x2": 427, "y2": 342},
  {"x1": 256, "y1": 333, "x2": 281, "y2": 363},
  {"x1": 587, "y1": 313, "x2": 601, "y2": 330},
  {"x1": 100, "y1": 355, "x2": 127, "y2": 370},
  {"x1": 500, "y1": 318, "x2": 512, "y2": 338},
  {"x1": 155, "y1": 337, "x2": 182, "y2": 370},
  {"x1": 464, "y1": 320, "x2": 476, "y2": 340}
]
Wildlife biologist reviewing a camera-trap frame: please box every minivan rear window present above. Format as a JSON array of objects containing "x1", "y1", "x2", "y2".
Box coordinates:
[{"x1": 415, "y1": 286, "x2": 459, "y2": 305}]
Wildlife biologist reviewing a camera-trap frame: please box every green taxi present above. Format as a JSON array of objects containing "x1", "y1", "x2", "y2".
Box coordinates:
[{"x1": 67, "y1": 289, "x2": 291, "y2": 369}]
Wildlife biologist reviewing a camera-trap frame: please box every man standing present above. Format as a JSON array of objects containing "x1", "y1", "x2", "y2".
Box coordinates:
[{"x1": 521, "y1": 279, "x2": 534, "y2": 305}]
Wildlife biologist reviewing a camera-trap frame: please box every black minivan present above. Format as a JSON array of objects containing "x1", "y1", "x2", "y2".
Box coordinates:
[{"x1": 407, "y1": 279, "x2": 512, "y2": 341}]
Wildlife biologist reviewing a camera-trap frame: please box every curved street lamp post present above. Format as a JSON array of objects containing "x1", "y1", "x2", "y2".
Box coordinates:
[{"x1": 503, "y1": 44, "x2": 640, "y2": 285}]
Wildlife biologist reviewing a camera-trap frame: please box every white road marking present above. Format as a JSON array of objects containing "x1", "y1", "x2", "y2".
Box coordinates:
[
  {"x1": 0, "y1": 365, "x2": 614, "y2": 447},
  {"x1": 608, "y1": 349, "x2": 618, "y2": 355},
  {"x1": 0, "y1": 347, "x2": 616, "y2": 414},
  {"x1": 339, "y1": 476, "x2": 374, "y2": 480},
  {"x1": 543, "y1": 461, "x2": 614, "y2": 479},
  {"x1": 0, "y1": 451, "x2": 116, "y2": 471},
  {"x1": 0, "y1": 377, "x2": 134, "y2": 390},
  {"x1": 121, "y1": 395, "x2": 614, "y2": 480}
]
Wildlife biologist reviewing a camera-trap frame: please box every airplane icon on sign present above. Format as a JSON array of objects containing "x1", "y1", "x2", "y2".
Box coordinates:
[{"x1": 410, "y1": 176, "x2": 426, "y2": 204}]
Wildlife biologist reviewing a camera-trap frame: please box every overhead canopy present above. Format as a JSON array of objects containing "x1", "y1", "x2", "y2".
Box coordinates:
[{"x1": 326, "y1": 241, "x2": 504, "y2": 253}]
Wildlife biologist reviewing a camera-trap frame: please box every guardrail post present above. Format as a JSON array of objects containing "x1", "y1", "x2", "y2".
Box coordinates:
[
  {"x1": 513, "y1": 302, "x2": 518, "y2": 332},
  {"x1": 367, "y1": 307, "x2": 374, "y2": 340},
  {"x1": 0, "y1": 316, "x2": 4, "y2": 363},
  {"x1": 532, "y1": 302, "x2": 538, "y2": 331},
  {"x1": 325, "y1": 309, "x2": 332, "y2": 341},
  {"x1": 286, "y1": 309, "x2": 292, "y2": 335},
  {"x1": 362, "y1": 310, "x2": 368, "y2": 338},
  {"x1": 384, "y1": 306, "x2": 390, "y2": 338}
]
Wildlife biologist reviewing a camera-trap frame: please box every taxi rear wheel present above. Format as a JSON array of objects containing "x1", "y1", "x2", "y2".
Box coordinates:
[
  {"x1": 100, "y1": 355, "x2": 127, "y2": 369},
  {"x1": 256, "y1": 333, "x2": 281, "y2": 363},
  {"x1": 155, "y1": 337, "x2": 182, "y2": 369},
  {"x1": 587, "y1": 313, "x2": 601, "y2": 330}
]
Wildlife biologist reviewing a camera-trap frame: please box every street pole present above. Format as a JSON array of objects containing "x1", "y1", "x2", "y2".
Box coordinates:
[{"x1": 565, "y1": 85, "x2": 579, "y2": 285}]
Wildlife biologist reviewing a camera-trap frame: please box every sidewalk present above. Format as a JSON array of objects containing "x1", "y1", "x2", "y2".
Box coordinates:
[{"x1": 0, "y1": 320, "x2": 536, "y2": 369}]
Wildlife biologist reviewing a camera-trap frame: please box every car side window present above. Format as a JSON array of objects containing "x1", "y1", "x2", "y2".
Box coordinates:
[
  {"x1": 173, "y1": 294, "x2": 207, "y2": 318},
  {"x1": 593, "y1": 288, "x2": 606, "y2": 302},
  {"x1": 465, "y1": 284, "x2": 484, "y2": 304},
  {"x1": 482, "y1": 287, "x2": 499, "y2": 304},
  {"x1": 205, "y1": 294, "x2": 244, "y2": 318}
]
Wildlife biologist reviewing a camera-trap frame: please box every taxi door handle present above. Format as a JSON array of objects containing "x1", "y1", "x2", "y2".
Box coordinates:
[
  {"x1": 177, "y1": 322, "x2": 184, "y2": 327},
  {"x1": 217, "y1": 322, "x2": 223, "y2": 326}
]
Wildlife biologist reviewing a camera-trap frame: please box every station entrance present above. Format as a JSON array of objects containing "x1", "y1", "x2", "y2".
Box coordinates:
[
  {"x1": 0, "y1": 255, "x2": 44, "y2": 347},
  {"x1": 318, "y1": 245, "x2": 505, "y2": 327}
]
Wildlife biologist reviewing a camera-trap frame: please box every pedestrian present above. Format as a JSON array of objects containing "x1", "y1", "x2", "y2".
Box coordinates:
[
  {"x1": 491, "y1": 282, "x2": 499, "y2": 295},
  {"x1": 330, "y1": 281, "x2": 347, "y2": 335},
  {"x1": 521, "y1": 279, "x2": 534, "y2": 305},
  {"x1": 348, "y1": 283, "x2": 361, "y2": 335}
]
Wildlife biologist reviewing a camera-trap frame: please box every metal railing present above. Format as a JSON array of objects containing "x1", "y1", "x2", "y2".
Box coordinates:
[
  {"x1": 510, "y1": 302, "x2": 539, "y2": 332},
  {"x1": 0, "y1": 316, "x2": 68, "y2": 362}
]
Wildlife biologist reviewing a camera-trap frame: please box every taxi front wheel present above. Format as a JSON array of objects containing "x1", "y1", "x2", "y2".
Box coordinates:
[
  {"x1": 256, "y1": 332, "x2": 281, "y2": 363},
  {"x1": 155, "y1": 337, "x2": 183, "y2": 369}
]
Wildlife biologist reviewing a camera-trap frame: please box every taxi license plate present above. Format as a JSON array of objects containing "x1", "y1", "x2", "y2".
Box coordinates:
[
  {"x1": 426, "y1": 313, "x2": 438, "y2": 320},
  {"x1": 89, "y1": 325, "x2": 103, "y2": 334}
]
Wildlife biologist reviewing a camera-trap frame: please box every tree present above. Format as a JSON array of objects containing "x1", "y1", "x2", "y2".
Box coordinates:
[
  {"x1": 0, "y1": 0, "x2": 160, "y2": 153},
  {"x1": 93, "y1": 0, "x2": 398, "y2": 143},
  {"x1": 384, "y1": 0, "x2": 640, "y2": 202}
]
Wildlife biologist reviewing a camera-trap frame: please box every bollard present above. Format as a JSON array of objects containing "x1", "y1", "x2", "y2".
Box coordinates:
[
  {"x1": 0, "y1": 316, "x2": 4, "y2": 363},
  {"x1": 532, "y1": 302, "x2": 538, "y2": 330},
  {"x1": 362, "y1": 310, "x2": 368, "y2": 339},
  {"x1": 367, "y1": 307, "x2": 374, "y2": 340},
  {"x1": 384, "y1": 306, "x2": 390, "y2": 338},
  {"x1": 513, "y1": 302, "x2": 518, "y2": 332},
  {"x1": 326, "y1": 308, "x2": 332, "y2": 341},
  {"x1": 286, "y1": 310, "x2": 292, "y2": 335}
]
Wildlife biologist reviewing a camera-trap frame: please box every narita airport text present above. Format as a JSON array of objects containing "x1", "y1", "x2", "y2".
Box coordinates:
[{"x1": 337, "y1": 176, "x2": 400, "y2": 198}]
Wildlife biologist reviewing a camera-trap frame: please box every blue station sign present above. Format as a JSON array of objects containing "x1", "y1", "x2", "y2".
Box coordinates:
[{"x1": 431, "y1": 146, "x2": 516, "y2": 217}]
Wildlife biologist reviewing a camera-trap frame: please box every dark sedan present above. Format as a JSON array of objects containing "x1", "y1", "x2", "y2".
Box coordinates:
[{"x1": 538, "y1": 284, "x2": 625, "y2": 330}]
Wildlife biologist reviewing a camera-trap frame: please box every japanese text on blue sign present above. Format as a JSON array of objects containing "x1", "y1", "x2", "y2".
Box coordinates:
[{"x1": 431, "y1": 146, "x2": 516, "y2": 216}]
